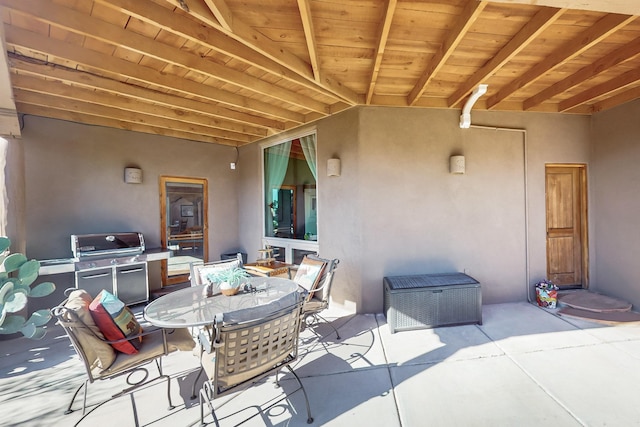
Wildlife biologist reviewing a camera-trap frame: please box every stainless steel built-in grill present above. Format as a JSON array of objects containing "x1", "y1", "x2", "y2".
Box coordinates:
[
  {"x1": 72, "y1": 232, "x2": 145, "y2": 260},
  {"x1": 72, "y1": 232, "x2": 149, "y2": 305}
]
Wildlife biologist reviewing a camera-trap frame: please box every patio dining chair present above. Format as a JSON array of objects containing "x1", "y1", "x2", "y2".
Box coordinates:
[
  {"x1": 198, "y1": 296, "x2": 313, "y2": 426},
  {"x1": 189, "y1": 253, "x2": 244, "y2": 287},
  {"x1": 295, "y1": 255, "x2": 341, "y2": 340},
  {"x1": 50, "y1": 289, "x2": 195, "y2": 422}
]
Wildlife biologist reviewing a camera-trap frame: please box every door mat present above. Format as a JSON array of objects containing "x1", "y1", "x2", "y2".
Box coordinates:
[
  {"x1": 558, "y1": 307, "x2": 640, "y2": 325},
  {"x1": 558, "y1": 291, "x2": 632, "y2": 313}
]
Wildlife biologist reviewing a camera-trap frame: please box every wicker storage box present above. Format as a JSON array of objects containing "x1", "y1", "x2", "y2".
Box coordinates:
[{"x1": 384, "y1": 273, "x2": 482, "y2": 333}]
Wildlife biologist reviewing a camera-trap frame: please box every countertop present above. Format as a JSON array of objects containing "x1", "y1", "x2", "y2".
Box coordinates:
[{"x1": 38, "y1": 248, "x2": 171, "y2": 275}]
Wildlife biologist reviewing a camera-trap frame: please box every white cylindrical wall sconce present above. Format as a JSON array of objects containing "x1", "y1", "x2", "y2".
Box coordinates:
[
  {"x1": 327, "y1": 158, "x2": 341, "y2": 177},
  {"x1": 449, "y1": 155, "x2": 465, "y2": 174},
  {"x1": 124, "y1": 167, "x2": 143, "y2": 183}
]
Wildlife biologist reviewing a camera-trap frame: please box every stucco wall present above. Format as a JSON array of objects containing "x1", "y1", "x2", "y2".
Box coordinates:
[
  {"x1": 12, "y1": 107, "x2": 595, "y2": 315},
  {"x1": 18, "y1": 115, "x2": 241, "y2": 266},
  {"x1": 591, "y1": 99, "x2": 640, "y2": 308},
  {"x1": 239, "y1": 107, "x2": 591, "y2": 314},
  {"x1": 4, "y1": 136, "x2": 26, "y2": 254}
]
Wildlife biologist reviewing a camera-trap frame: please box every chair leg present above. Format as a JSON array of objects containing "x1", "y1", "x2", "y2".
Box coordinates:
[
  {"x1": 154, "y1": 358, "x2": 175, "y2": 410},
  {"x1": 286, "y1": 365, "x2": 313, "y2": 424},
  {"x1": 191, "y1": 366, "x2": 204, "y2": 399},
  {"x1": 200, "y1": 381, "x2": 219, "y2": 427},
  {"x1": 63, "y1": 381, "x2": 86, "y2": 415},
  {"x1": 166, "y1": 375, "x2": 175, "y2": 410}
]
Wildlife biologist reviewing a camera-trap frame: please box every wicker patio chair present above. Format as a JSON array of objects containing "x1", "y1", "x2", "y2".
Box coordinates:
[
  {"x1": 198, "y1": 296, "x2": 313, "y2": 426},
  {"x1": 51, "y1": 290, "x2": 195, "y2": 422},
  {"x1": 295, "y1": 255, "x2": 341, "y2": 340},
  {"x1": 189, "y1": 253, "x2": 244, "y2": 287}
]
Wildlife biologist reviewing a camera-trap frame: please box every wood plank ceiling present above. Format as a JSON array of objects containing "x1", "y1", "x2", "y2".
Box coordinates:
[{"x1": 1, "y1": 0, "x2": 639, "y2": 146}]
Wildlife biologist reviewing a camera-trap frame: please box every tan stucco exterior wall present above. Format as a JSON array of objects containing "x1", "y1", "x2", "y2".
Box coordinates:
[
  {"x1": 17, "y1": 116, "x2": 242, "y2": 268},
  {"x1": 238, "y1": 106, "x2": 592, "y2": 314},
  {"x1": 8, "y1": 106, "x2": 598, "y2": 314},
  {"x1": 5, "y1": 136, "x2": 26, "y2": 254},
  {"x1": 591, "y1": 99, "x2": 640, "y2": 308}
]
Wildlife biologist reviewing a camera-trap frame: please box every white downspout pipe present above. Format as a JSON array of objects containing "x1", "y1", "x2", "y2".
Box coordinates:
[{"x1": 460, "y1": 84, "x2": 488, "y2": 129}]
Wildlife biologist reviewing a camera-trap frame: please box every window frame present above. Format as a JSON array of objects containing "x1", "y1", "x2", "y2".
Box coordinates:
[{"x1": 260, "y1": 129, "x2": 319, "y2": 264}]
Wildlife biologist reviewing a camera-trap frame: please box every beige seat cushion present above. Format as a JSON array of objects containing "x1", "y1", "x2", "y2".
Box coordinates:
[
  {"x1": 63, "y1": 290, "x2": 116, "y2": 376},
  {"x1": 303, "y1": 296, "x2": 325, "y2": 312},
  {"x1": 99, "y1": 327, "x2": 195, "y2": 378}
]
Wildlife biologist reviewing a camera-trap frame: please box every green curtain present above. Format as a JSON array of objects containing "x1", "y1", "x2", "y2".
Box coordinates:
[
  {"x1": 299, "y1": 134, "x2": 317, "y2": 180},
  {"x1": 264, "y1": 141, "x2": 291, "y2": 236}
]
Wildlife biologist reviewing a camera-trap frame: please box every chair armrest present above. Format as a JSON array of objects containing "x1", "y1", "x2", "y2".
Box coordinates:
[{"x1": 306, "y1": 271, "x2": 334, "y2": 293}]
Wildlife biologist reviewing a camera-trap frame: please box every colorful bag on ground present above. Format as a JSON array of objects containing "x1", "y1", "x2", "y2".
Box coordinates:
[{"x1": 535, "y1": 280, "x2": 559, "y2": 308}]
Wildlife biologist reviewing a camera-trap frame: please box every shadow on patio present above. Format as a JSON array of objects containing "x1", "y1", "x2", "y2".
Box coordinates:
[{"x1": 2, "y1": 302, "x2": 640, "y2": 426}]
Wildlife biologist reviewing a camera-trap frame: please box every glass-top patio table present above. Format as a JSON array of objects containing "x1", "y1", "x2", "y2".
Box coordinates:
[{"x1": 144, "y1": 276, "x2": 303, "y2": 328}]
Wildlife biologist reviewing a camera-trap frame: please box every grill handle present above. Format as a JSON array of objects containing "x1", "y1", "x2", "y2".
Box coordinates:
[
  {"x1": 119, "y1": 268, "x2": 145, "y2": 274},
  {"x1": 80, "y1": 272, "x2": 111, "y2": 280}
]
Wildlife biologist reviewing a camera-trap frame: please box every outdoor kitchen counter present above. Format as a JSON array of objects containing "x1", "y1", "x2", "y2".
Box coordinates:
[
  {"x1": 144, "y1": 248, "x2": 173, "y2": 262},
  {"x1": 38, "y1": 248, "x2": 171, "y2": 275}
]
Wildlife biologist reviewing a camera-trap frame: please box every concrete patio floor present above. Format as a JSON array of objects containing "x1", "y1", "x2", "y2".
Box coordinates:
[{"x1": 2, "y1": 301, "x2": 640, "y2": 426}]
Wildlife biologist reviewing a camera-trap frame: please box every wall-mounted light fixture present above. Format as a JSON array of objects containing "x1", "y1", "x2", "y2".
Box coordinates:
[
  {"x1": 327, "y1": 158, "x2": 341, "y2": 177},
  {"x1": 124, "y1": 167, "x2": 143, "y2": 184},
  {"x1": 450, "y1": 155, "x2": 465, "y2": 174}
]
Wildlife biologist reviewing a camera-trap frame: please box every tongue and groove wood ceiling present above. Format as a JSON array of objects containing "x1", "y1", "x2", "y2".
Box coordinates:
[{"x1": 1, "y1": 0, "x2": 639, "y2": 146}]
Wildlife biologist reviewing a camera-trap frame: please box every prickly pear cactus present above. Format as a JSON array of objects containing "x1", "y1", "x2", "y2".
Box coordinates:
[{"x1": 0, "y1": 237, "x2": 55, "y2": 339}]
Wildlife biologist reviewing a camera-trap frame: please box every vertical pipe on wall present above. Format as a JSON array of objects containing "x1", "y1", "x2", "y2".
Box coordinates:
[{"x1": 469, "y1": 124, "x2": 531, "y2": 302}]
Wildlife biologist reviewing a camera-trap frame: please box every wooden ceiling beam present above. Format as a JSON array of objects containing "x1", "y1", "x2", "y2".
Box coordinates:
[
  {"x1": 591, "y1": 85, "x2": 640, "y2": 113},
  {"x1": 16, "y1": 102, "x2": 245, "y2": 146},
  {"x1": 202, "y1": 0, "x2": 233, "y2": 31},
  {"x1": 2, "y1": 0, "x2": 329, "y2": 115},
  {"x1": 408, "y1": 0, "x2": 488, "y2": 106},
  {"x1": 524, "y1": 36, "x2": 640, "y2": 110},
  {"x1": 486, "y1": 13, "x2": 636, "y2": 109},
  {"x1": 448, "y1": 6, "x2": 565, "y2": 108},
  {"x1": 8, "y1": 55, "x2": 281, "y2": 133},
  {"x1": 366, "y1": 0, "x2": 397, "y2": 105},
  {"x1": 161, "y1": 0, "x2": 363, "y2": 105},
  {"x1": 14, "y1": 88, "x2": 254, "y2": 143},
  {"x1": 4, "y1": 25, "x2": 305, "y2": 123},
  {"x1": 97, "y1": 0, "x2": 343, "y2": 104},
  {"x1": 559, "y1": 67, "x2": 640, "y2": 111},
  {"x1": 296, "y1": 0, "x2": 321, "y2": 82},
  {"x1": 11, "y1": 73, "x2": 267, "y2": 138}
]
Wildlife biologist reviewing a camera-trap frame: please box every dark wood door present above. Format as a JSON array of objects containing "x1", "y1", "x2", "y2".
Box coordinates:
[{"x1": 545, "y1": 165, "x2": 588, "y2": 288}]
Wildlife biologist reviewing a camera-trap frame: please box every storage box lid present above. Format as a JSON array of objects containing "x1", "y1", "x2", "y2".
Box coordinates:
[{"x1": 384, "y1": 273, "x2": 478, "y2": 290}]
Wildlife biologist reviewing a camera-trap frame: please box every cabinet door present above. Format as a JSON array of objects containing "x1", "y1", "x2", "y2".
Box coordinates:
[
  {"x1": 75, "y1": 267, "x2": 113, "y2": 298},
  {"x1": 115, "y1": 263, "x2": 148, "y2": 305}
]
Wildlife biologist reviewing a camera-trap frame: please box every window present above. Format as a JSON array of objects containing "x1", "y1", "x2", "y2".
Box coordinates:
[{"x1": 263, "y1": 133, "x2": 318, "y2": 263}]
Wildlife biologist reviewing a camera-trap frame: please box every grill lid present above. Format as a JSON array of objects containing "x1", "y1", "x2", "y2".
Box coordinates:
[{"x1": 71, "y1": 232, "x2": 145, "y2": 258}]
